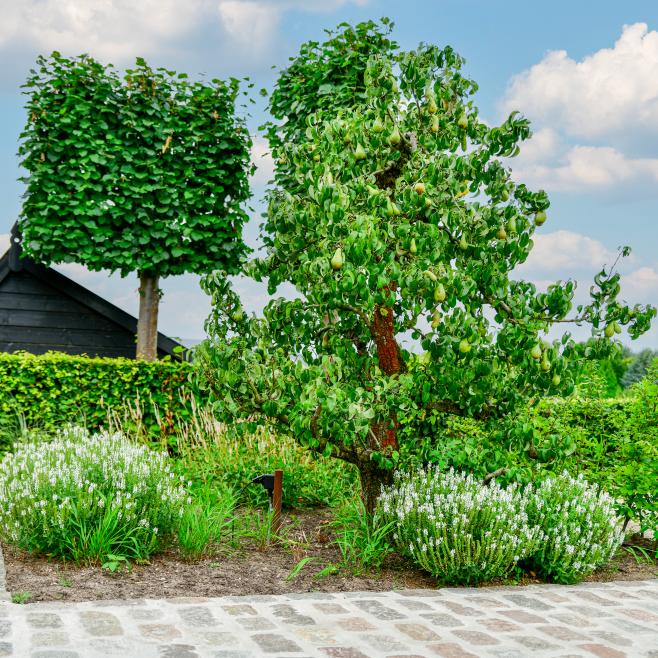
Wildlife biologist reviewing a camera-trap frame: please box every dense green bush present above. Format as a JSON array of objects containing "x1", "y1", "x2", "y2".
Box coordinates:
[
  {"x1": 398, "y1": 367, "x2": 657, "y2": 537},
  {"x1": 525, "y1": 472, "x2": 624, "y2": 583},
  {"x1": 0, "y1": 352, "x2": 197, "y2": 443},
  {"x1": 379, "y1": 467, "x2": 540, "y2": 584},
  {"x1": 0, "y1": 427, "x2": 188, "y2": 561},
  {"x1": 169, "y1": 409, "x2": 359, "y2": 509}
]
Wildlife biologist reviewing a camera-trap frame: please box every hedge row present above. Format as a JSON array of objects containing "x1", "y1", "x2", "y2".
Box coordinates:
[{"x1": 0, "y1": 352, "x2": 198, "y2": 439}]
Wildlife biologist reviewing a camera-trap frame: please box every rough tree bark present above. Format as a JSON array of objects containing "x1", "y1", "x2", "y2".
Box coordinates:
[
  {"x1": 136, "y1": 272, "x2": 160, "y2": 361},
  {"x1": 361, "y1": 290, "x2": 403, "y2": 515}
]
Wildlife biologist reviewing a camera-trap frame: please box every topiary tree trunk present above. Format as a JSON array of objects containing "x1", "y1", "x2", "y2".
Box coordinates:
[{"x1": 136, "y1": 273, "x2": 160, "y2": 361}]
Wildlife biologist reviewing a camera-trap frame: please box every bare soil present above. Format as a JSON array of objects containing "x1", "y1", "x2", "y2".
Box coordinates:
[{"x1": 3, "y1": 509, "x2": 656, "y2": 603}]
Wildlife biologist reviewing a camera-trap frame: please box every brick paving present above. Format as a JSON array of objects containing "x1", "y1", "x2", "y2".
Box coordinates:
[{"x1": 0, "y1": 580, "x2": 657, "y2": 657}]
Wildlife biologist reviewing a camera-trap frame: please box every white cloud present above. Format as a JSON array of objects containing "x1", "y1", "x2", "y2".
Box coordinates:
[
  {"x1": 512, "y1": 144, "x2": 658, "y2": 192},
  {"x1": 515, "y1": 127, "x2": 562, "y2": 164},
  {"x1": 250, "y1": 136, "x2": 275, "y2": 187},
  {"x1": 503, "y1": 23, "x2": 658, "y2": 141},
  {"x1": 621, "y1": 266, "x2": 658, "y2": 302},
  {"x1": 218, "y1": 2, "x2": 280, "y2": 51},
  {"x1": 217, "y1": 0, "x2": 369, "y2": 52},
  {"x1": 517, "y1": 230, "x2": 616, "y2": 275},
  {"x1": 503, "y1": 23, "x2": 658, "y2": 198},
  {"x1": 0, "y1": 0, "x2": 370, "y2": 63},
  {"x1": 0, "y1": 0, "x2": 209, "y2": 61}
]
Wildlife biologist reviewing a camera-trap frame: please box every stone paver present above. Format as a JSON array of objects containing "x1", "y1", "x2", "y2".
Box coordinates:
[{"x1": 0, "y1": 580, "x2": 654, "y2": 656}]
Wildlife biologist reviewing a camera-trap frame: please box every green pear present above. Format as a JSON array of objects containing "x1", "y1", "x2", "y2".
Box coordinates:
[
  {"x1": 530, "y1": 344, "x2": 542, "y2": 360},
  {"x1": 386, "y1": 199, "x2": 401, "y2": 217},
  {"x1": 459, "y1": 339, "x2": 471, "y2": 354},
  {"x1": 552, "y1": 373, "x2": 561, "y2": 386},
  {"x1": 372, "y1": 117, "x2": 384, "y2": 133},
  {"x1": 434, "y1": 283, "x2": 446, "y2": 303},
  {"x1": 414, "y1": 182, "x2": 426, "y2": 194},
  {"x1": 535, "y1": 210, "x2": 547, "y2": 226},
  {"x1": 354, "y1": 143, "x2": 366, "y2": 161},
  {"x1": 430, "y1": 115, "x2": 439, "y2": 134},
  {"x1": 330, "y1": 247, "x2": 344, "y2": 271},
  {"x1": 409, "y1": 238, "x2": 417, "y2": 255},
  {"x1": 457, "y1": 114, "x2": 468, "y2": 129},
  {"x1": 388, "y1": 127, "x2": 402, "y2": 146}
]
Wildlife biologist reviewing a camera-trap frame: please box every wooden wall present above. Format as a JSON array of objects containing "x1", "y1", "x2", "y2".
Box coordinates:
[{"x1": 0, "y1": 270, "x2": 138, "y2": 358}]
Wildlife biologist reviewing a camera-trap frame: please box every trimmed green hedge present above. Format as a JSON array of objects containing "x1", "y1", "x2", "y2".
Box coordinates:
[{"x1": 0, "y1": 352, "x2": 197, "y2": 438}]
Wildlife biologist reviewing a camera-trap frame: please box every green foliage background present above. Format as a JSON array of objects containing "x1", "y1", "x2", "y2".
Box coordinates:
[{"x1": 0, "y1": 352, "x2": 196, "y2": 440}]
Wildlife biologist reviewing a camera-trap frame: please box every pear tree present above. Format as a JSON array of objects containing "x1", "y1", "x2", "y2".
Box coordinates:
[{"x1": 200, "y1": 22, "x2": 655, "y2": 512}]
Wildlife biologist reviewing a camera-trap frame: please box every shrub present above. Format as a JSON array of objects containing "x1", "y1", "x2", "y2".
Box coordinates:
[
  {"x1": 0, "y1": 352, "x2": 197, "y2": 444},
  {"x1": 171, "y1": 409, "x2": 358, "y2": 509},
  {"x1": 399, "y1": 388, "x2": 658, "y2": 538},
  {"x1": 379, "y1": 467, "x2": 540, "y2": 584},
  {"x1": 525, "y1": 472, "x2": 624, "y2": 584},
  {"x1": 0, "y1": 427, "x2": 188, "y2": 561}
]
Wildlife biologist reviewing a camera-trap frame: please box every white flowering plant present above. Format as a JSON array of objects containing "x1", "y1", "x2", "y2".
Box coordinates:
[
  {"x1": 0, "y1": 427, "x2": 189, "y2": 561},
  {"x1": 379, "y1": 467, "x2": 542, "y2": 584},
  {"x1": 524, "y1": 472, "x2": 624, "y2": 584}
]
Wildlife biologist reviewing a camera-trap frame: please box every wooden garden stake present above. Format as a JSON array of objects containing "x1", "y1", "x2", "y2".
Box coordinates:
[{"x1": 272, "y1": 469, "x2": 283, "y2": 537}]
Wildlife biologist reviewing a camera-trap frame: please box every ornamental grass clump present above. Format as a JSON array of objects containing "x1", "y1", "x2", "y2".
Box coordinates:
[
  {"x1": 0, "y1": 427, "x2": 188, "y2": 562},
  {"x1": 379, "y1": 467, "x2": 541, "y2": 584},
  {"x1": 525, "y1": 472, "x2": 624, "y2": 584}
]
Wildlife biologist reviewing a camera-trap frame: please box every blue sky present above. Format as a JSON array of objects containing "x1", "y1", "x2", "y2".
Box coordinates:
[{"x1": 0, "y1": 0, "x2": 657, "y2": 348}]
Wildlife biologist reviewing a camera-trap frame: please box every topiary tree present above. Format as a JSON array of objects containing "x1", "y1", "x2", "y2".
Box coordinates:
[
  {"x1": 199, "y1": 21, "x2": 655, "y2": 512},
  {"x1": 18, "y1": 53, "x2": 253, "y2": 360}
]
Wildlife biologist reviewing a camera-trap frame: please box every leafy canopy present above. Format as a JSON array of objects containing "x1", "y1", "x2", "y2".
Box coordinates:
[
  {"x1": 19, "y1": 53, "x2": 253, "y2": 277},
  {"x1": 200, "y1": 21, "x2": 655, "y2": 477}
]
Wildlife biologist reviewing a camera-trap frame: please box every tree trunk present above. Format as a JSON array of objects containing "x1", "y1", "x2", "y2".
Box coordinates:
[
  {"x1": 358, "y1": 292, "x2": 403, "y2": 514},
  {"x1": 359, "y1": 466, "x2": 393, "y2": 517},
  {"x1": 136, "y1": 272, "x2": 160, "y2": 361},
  {"x1": 372, "y1": 297, "x2": 402, "y2": 449}
]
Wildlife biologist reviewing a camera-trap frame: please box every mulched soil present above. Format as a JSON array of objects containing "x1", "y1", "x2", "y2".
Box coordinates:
[{"x1": 3, "y1": 509, "x2": 656, "y2": 603}]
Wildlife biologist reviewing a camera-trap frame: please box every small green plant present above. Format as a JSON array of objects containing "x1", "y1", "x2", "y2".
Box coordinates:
[
  {"x1": 0, "y1": 426, "x2": 188, "y2": 562},
  {"x1": 58, "y1": 576, "x2": 72, "y2": 588},
  {"x1": 524, "y1": 472, "x2": 624, "y2": 584},
  {"x1": 623, "y1": 544, "x2": 655, "y2": 565},
  {"x1": 380, "y1": 467, "x2": 540, "y2": 585},
  {"x1": 237, "y1": 507, "x2": 278, "y2": 550},
  {"x1": 314, "y1": 564, "x2": 340, "y2": 580},
  {"x1": 102, "y1": 554, "x2": 130, "y2": 573},
  {"x1": 11, "y1": 591, "x2": 31, "y2": 604},
  {"x1": 286, "y1": 556, "x2": 316, "y2": 581},
  {"x1": 177, "y1": 486, "x2": 237, "y2": 559},
  {"x1": 330, "y1": 497, "x2": 394, "y2": 574}
]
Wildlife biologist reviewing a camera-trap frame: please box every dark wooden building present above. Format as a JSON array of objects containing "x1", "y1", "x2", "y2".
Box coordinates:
[{"x1": 0, "y1": 228, "x2": 181, "y2": 359}]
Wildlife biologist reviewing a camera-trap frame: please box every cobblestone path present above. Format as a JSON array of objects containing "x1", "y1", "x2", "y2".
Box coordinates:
[{"x1": 0, "y1": 580, "x2": 657, "y2": 657}]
